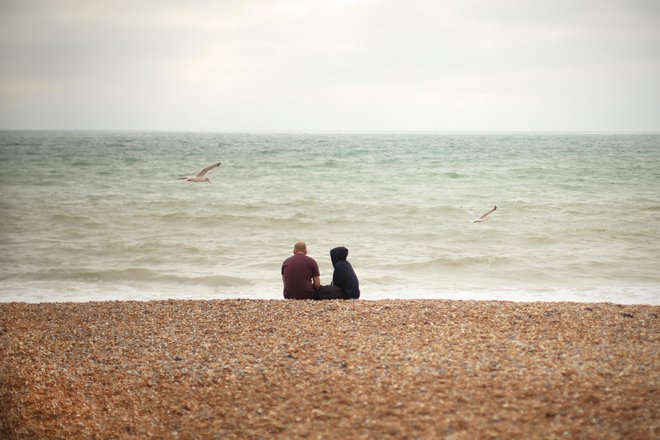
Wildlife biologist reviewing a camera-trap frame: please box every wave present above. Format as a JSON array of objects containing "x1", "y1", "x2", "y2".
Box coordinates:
[
  {"x1": 49, "y1": 213, "x2": 102, "y2": 224},
  {"x1": 387, "y1": 254, "x2": 517, "y2": 270},
  {"x1": 442, "y1": 172, "x2": 467, "y2": 179},
  {"x1": 12, "y1": 268, "x2": 249, "y2": 287}
]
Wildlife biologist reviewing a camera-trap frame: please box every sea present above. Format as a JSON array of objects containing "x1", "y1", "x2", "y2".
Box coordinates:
[{"x1": 1, "y1": 131, "x2": 658, "y2": 304}]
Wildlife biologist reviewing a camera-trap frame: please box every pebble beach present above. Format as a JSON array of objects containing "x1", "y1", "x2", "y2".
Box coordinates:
[{"x1": 1, "y1": 299, "x2": 658, "y2": 439}]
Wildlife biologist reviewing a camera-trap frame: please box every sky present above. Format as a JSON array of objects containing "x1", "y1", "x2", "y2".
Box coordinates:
[{"x1": 1, "y1": 0, "x2": 659, "y2": 132}]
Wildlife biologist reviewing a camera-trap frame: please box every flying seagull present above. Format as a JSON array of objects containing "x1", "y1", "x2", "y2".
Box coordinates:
[
  {"x1": 462, "y1": 205, "x2": 497, "y2": 223},
  {"x1": 178, "y1": 162, "x2": 221, "y2": 183}
]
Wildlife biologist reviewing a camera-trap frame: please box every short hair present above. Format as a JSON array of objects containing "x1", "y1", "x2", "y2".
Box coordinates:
[{"x1": 293, "y1": 242, "x2": 307, "y2": 253}]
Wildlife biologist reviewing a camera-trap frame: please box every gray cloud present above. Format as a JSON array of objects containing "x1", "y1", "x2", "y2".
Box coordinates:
[{"x1": 1, "y1": 0, "x2": 658, "y2": 131}]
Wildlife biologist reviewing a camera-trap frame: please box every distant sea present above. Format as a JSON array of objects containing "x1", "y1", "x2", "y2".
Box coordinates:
[{"x1": 1, "y1": 131, "x2": 658, "y2": 304}]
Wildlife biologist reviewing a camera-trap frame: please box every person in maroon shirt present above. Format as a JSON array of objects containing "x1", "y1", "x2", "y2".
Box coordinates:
[{"x1": 281, "y1": 242, "x2": 321, "y2": 299}]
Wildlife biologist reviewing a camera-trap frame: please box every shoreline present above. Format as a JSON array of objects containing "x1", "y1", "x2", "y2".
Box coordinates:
[
  {"x1": 2, "y1": 299, "x2": 658, "y2": 439},
  {"x1": 2, "y1": 289, "x2": 659, "y2": 306}
]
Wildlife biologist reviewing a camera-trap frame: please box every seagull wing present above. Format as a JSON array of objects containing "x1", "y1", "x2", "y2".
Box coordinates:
[
  {"x1": 195, "y1": 162, "x2": 221, "y2": 177},
  {"x1": 478, "y1": 205, "x2": 497, "y2": 220}
]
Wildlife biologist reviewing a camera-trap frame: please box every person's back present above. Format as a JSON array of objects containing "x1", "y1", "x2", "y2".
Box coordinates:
[
  {"x1": 330, "y1": 246, "x2": 360, "y2": 299},
  {"x1": 281, "y1": 242, "x2": 320, "y2": 300}
]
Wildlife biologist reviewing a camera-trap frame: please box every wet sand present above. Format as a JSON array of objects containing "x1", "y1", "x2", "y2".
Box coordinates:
[{"x1": 1, "y1": 299, "x2": 658, "y2": 439}]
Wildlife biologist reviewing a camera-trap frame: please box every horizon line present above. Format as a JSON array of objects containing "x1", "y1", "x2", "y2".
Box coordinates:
[{"x1": 1, "y1": 128, "x2": 659, "y2": 135}]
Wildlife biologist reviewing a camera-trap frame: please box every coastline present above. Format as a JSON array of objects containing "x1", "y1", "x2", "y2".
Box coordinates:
[{"x1": 1, "y1": 299, "x2": 658, "y2": 439}]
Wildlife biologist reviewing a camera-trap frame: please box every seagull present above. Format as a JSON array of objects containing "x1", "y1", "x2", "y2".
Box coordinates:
[
  {"x1": 178, "y1": 162, "x2": 221, "y2": 183},
  {"x1": 462, "y1": 205, "x2": 497, "y2": 223}
]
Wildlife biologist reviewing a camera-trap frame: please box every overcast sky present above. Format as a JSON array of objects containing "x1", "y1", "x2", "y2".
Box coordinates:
[{"x1": 1, "y1": 0, "x2": 658, "y2": 132}]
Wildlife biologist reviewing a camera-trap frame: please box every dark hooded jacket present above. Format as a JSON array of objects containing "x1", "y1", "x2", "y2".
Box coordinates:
[{"x1": 330, "y1": 246, "x2": 360, "y2": 299}]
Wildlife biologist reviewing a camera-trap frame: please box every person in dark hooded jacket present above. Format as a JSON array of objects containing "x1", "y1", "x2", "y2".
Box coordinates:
[{"x1": 330, "y1": 246, "x2": 360, "y2": 299}]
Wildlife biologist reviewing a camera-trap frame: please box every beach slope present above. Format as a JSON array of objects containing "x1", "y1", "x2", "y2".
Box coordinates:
[{"x1": 1, "y1": 299, "x2": 658, "y2": 439}]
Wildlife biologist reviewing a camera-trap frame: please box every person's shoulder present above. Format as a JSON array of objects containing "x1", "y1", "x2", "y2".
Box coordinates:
[
  {"x1": 301, "y1": 254, "x2": 319, "y2": 266},
  {"x1": 284, "y1": 253, "x2": 314, "y2": 263}
]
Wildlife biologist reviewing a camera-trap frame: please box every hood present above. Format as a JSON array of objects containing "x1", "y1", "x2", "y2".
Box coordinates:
[{"x1": 330, "y1": 246, "x2": 349, "y2": 267}]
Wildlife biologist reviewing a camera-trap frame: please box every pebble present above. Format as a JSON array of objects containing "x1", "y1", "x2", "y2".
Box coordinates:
[{"x1": 1, "y1": 299, "x2": 658, "y2": 439}]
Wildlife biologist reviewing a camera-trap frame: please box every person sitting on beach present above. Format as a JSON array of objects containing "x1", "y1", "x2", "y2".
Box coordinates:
[
  {"x1": 312, "y1": 246, "x2": 361, "y2": 300},
  {"x1": 281, "y1": 242, "x2": 321, "y2": 300},
  {"x1": 330, "y1": 246, "x2": 360, "y2": 299}
]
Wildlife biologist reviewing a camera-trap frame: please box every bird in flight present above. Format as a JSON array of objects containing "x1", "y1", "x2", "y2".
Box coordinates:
[
  {"x1": 462, "y1": 205, "x2": 497, "y2": 223},
  {"x1": 178, "y1": 162, "x2": 221, "y2": 183}
]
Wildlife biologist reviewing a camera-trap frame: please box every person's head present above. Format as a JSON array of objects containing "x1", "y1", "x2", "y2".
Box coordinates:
[
  {"x1": 293, "y1": 242, "x2": 307, "y2": 255},
  {"x1": 330, "y1": 246, "x2": 349, "y2": 266}
]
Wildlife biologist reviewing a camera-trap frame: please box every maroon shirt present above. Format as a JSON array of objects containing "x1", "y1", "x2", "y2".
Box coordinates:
[{"x1": 281, "y1": 253, "x2": 320, "y2": 299}]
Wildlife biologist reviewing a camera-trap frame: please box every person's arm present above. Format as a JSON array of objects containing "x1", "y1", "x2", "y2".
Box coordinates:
[
  {"x1": 333, "y1": 264, "x2": 347, "y2": 289},
  {"x1": 311, "y1": 259, "x2": 321, "y2": 289}
]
